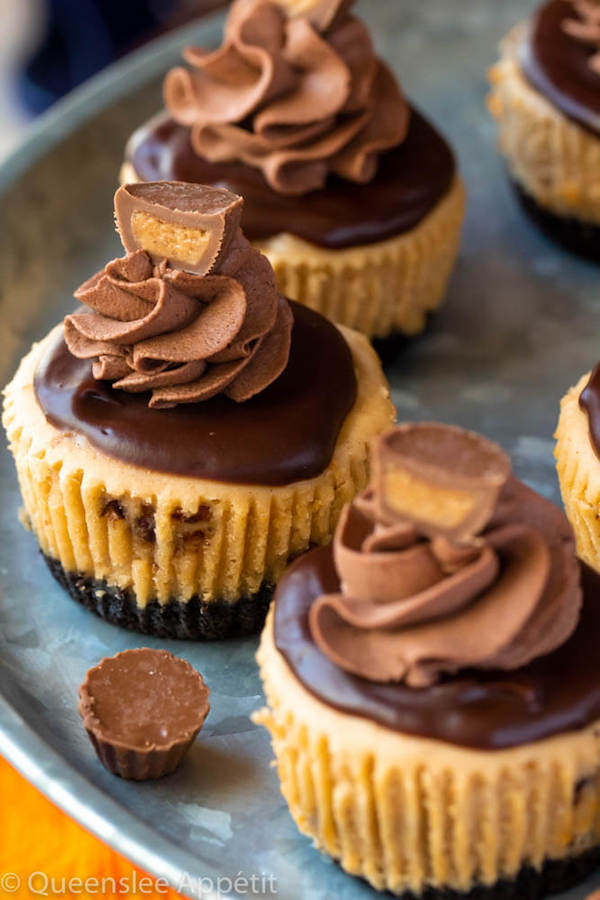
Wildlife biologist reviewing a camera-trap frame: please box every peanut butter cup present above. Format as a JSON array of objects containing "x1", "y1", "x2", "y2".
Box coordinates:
[
  {"x1": 256, "y1": 423, "x2": 600, "y2": 898},
  {"x1": 2, "y1": 180, "x2": 394, "y2": 639},
  {"x1": 79, "y1": 648, "x2": 210, "y2": 780},
  {"x1": 488, "y1": 0, "x2": 600, "y2": 259},
  {"x1": 121, "y1": 0, "x2": 464, "y2": 340}
]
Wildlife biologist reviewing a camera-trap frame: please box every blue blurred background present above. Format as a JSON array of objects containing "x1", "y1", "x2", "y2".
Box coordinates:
[{"x1": 0, "y1": 0, "x2": 226, "y2": 161}]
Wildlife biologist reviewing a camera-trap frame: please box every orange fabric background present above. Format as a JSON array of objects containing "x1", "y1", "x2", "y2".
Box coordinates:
[{"x1": 0, "y1": 756, "x2": 184, "y2": 899}]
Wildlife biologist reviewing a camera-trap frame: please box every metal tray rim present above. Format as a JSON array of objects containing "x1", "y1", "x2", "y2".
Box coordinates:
[
  {"x1": 0, "y1": 11, "x2": 224, "y2": 191},
  {"x1": 0, "y1": 16, "x2": 231, "y2": 900}
]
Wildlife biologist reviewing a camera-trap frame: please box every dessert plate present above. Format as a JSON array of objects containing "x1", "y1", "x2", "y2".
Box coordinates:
[{"x1": 0, "y1": 1, "x2": 599, "y2": 898}]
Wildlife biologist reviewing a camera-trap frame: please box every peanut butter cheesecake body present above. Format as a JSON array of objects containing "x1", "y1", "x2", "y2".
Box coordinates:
[
  {"x1": 2, "y1": 181, "x2": 394, "y2": 639},
  {"x1": 256, "y1": 423, "x2": 600, "y2": 898},
  {"x1": 488, "y1": 0, "x2": 600, "y2": 259},
  {"x1": 122, "y1": 0, "x2": 465, "y2": 340}
]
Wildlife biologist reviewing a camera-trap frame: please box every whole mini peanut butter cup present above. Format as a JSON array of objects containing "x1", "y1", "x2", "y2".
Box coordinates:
[{"x1": 78, "y1": 648, "x2": 210, "y2": 780}]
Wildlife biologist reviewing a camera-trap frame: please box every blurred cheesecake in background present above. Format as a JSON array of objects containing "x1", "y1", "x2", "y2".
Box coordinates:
[{"x1": 122, "y1": 0, "x2": 465, "y2": 341}]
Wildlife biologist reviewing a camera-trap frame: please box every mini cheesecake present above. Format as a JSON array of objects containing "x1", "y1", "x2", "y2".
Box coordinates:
[
  {"x1": 256, "y1": 424, "x2": 600, "y2": 898},
  {"x1": 488, "y1": 0, "x2": 600, "y2": 259},
  {"x1": 122, "y1": 0, "x2": 465, "y2": 340},
  {"x1": 2, "y1": 181, "x2": 394, "y2": 639}
]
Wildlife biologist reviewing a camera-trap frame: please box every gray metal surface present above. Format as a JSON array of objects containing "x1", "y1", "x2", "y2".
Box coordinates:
[{"x1": 0, "y1": 2, "x2": 599, "y2": 898}]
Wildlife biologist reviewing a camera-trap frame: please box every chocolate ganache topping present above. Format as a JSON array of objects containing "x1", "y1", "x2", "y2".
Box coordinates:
[
  {"x1": 163, "y1": 0, "x2": 408, "y2": 195},
  {"x1": 562, "y1": 0, "x2": 600, "y2": 74},
  {"x1": 520, "y1": 0, "x2": 600, "y2": 135},
  {"x1": 64, "y1": 182, "x2": 292, "y2": 409},
  {"x1": 308, "y1": 424, "x2": 582, "y2": 687},
  {"x1": 579, "y1": 362, "x2": 600, "y2": 458}
]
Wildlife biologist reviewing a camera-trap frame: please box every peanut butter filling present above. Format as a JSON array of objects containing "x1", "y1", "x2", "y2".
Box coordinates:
[{"x1": 130, "y1": 212, "x2": 210, "y2": 267}]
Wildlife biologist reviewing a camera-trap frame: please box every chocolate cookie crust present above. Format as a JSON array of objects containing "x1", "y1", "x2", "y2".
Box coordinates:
[
  {"x1": 393, "y1": 847, "x2": 600, "y2": 900},
  {"x1": 512, "y1": 179, "x2": 600, "y2": 260},
  {"x1": 44, "y1": 554, "x2": 273, "y2": 639}
]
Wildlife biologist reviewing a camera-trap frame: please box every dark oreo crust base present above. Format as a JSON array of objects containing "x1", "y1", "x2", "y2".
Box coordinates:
[
  {"x1": 43, "y1": 554, "x2": 273, "y2": 640},
  {"x1": 512, "y1": 179, "x2": 600, "y2": 263},
  {"x1": 392, "y1": 846, "x2": 600, "y2": 900},
  {"x1": 373, "y1": 327, "x2": 432, "y2": 368}
]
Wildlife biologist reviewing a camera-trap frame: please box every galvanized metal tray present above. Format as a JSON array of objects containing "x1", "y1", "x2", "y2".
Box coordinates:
[{"x1": 1, "y1": 1, "x2": 599, "y2": 897}]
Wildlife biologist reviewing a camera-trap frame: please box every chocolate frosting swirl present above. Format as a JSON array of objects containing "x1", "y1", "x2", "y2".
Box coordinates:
[
  {"x1": 65, "y1": 185, "x2": 292, "y2": 409},
  {"x1": 164, "y1": 0, "x2": 409, "y2": 195},
  {"x1": 309, "y1": 425, "x2": 582, "y2": 687}
]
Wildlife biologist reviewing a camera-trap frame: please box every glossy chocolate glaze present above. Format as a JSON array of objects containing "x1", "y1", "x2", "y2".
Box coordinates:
[
  {"x1": 34, "y1": 302, "x2": 357, "y2": 486},
  {"x1": 520, "y1": 0, "x2": 600, "y2": 135},
  {"x1": 126, "y1": 106, "x2": 455, "y2": 249},
  {"x1": 274, "y1": 543, "x2": 600, "y2": 749},
  {"x1": 580, "y1": 363, "x2": 600, "y2": 458}
]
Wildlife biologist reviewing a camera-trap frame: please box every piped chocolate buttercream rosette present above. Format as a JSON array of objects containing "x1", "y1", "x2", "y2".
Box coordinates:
[
  {"x1": 310, "y1": 423, "x2": 582, "y2": 687},
  {"x1": 64, "y1": 182, "x2": 293, "y2": 409},
  {"x1": 163, "y1": 0, "x2": 409, "y2": 195}
]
